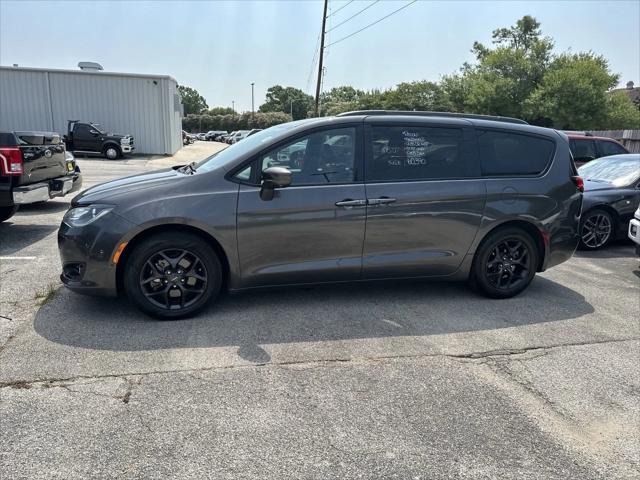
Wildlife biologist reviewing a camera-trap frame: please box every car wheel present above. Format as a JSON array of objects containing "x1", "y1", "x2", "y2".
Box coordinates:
[
  {"x1": 579, "y1": 208, "x2": 614, "y2": 250},
  {"x1": 0, "y1": 205, "x2": 18, "y2": 223},
  {"x1": 471, "y1": 227, "x2": 538, "y2": 299},
  {"x1": 123, "y1": 232, "x2": 222, "y2": 319},
  {"x1": 104, "y1": 145, "x2": 122, "y2": 160}
]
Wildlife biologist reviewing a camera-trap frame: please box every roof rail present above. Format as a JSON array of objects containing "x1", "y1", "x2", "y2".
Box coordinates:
[{"x1": 336, "y1": 110, "x2": 528, "y2": 125}]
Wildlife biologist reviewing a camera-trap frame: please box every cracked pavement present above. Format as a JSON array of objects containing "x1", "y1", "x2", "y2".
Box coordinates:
[{"x1": 1, "y1": 154, "x2": 639, "y2": 479}]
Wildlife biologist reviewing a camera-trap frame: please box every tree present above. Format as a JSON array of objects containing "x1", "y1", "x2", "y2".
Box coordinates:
[
  {"x1": 524, "y1": 53, "x2": 619, "y2": 129},
  {"x1": 380, "y1": 81, "x2": 452, "y2": 111},
  {"x1": 178, "y1": 85, "x2": 208, "y2": 115},
  {"x1": 605, "y1": 91, "x2": 640, "y2": 129},
  {"x1": 259, "y1": 85, "x2": 314, "y2": 120},
  {"x1": 208, "y1": 106, "x2": 236, "y2": 115},
  {"x1": 444, "y1": 15, "x2": 554, "y2": 119}
]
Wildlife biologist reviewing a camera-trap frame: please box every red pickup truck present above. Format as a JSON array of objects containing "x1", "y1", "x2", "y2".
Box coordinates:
[{"x1": 0, "y1": 131, "x2": 82, "y2": 223}]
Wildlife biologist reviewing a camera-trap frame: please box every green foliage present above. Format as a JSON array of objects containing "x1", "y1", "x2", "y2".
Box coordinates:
[
  {"x1": 604, "y1": 91, "x2": 640, "y2": 129},
  {"x1": 178, "y1": 85, "x2": 208, "y2": 115},
  {"x1": 207, "y1": 106, "x2": 236, "y2": 115},
  {"x1": 182, "y1": 111, "x2": 292, "y2": 133},
  {"x1": 258, "y1": 85, "x2": 314, "y2": 120},
  {"x1": 524, "y1": 53, "x2": 619, "y2": 129}
]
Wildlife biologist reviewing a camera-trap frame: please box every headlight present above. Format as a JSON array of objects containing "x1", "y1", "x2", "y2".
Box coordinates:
[
  {"x1": 120, "y1": 137, "x2": 131, "y2": 145},
  {"x1": 63, "y1": 204, "x2": 113, "y2": 227}
]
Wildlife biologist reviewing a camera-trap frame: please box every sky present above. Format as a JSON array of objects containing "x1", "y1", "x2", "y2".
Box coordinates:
[{"x1": 1, "y1": 0, "x2": 639, "y2": 112}]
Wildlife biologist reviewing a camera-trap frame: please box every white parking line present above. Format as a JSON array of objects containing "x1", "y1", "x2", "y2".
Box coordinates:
[{"x1": 0, "y1": 256, "x2": 38, "y2": 261}]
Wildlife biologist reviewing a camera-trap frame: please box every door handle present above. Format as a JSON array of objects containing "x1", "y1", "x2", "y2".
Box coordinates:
[
  {"x1": 335, "y1": 199, "x2": 367, "y2": 207},
  {"x1": 368, "y1": 197, "x2": 396, "y2": 205}
]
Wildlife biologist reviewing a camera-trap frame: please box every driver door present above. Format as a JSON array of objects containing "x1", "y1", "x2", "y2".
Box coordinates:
[{"x1": 236, "y1": 125, "x2": 366, "y2": 288}]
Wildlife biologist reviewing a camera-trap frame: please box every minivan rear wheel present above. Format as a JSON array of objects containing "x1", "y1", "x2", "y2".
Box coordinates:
[
  {"x1": 471, "y1": 227, "x2": 538, "y2": 299},
  {"x1": 123, "y1": 232, "x2": 222, "y2": 319}
]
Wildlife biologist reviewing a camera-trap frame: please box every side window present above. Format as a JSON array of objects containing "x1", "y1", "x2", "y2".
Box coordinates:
[
  {"x1": 233, "y1": 165, "x2": 252, "y2": 182},
  {"x1": 260, "y1": 127, "x2": 356, "y2": 185},
  {"x1": 477, "y1": 130, "x2": 554, "y2": 176},
  {"x1": 367, "y1": 125, "x2": 467, "y2": 182},
  {"x1": 599, "y1": 140, "x2": 626, "y2": 157},
  {"x1": 570, "y1": 139, "x2": 597, "y2": 162},
  {"x1": 74, "y1": 124, "x2": 90, "y2": 138}
]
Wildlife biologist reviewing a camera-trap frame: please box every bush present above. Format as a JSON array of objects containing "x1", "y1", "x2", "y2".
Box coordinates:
[{"x1": 182, "y1": 112, "x2": 292, "y2": 133}]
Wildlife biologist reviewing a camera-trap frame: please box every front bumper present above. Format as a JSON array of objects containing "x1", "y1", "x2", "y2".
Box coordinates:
[
  {"x1": 121, "y1": 144, "x2": 134, "y2": 154},
  {"x1": 12, "y1": 172, "x2": 83, "y2": 205},
  {"x1": 58, "y1": 211, "x2": 135, "y2": 297}
]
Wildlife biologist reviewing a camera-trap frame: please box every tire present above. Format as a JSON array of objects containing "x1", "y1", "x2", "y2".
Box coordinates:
[
  {"x1": 123, "y1": 232, "x2": 222, "y2": 319},
  {"x1": 579, "y1": 208, "x2": 614, "y2": 250},
  {"x1": 0, "y1": 205, "x2": 18, "y2": 223},
  {"x1": 471, "y1": 227, "x2": 538, "y2": 299},
  {"x1": 103, "y1": 145, "x2": 122, "y2": 160}
]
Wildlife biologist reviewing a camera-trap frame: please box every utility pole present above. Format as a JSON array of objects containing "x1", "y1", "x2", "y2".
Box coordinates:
[
  {"x1": 314, "y1": 0, "x2": 328, "y2": 117},
  {"x1": 232, "y1": 100, "x2": 235, "y2": 112},
  {"x1": 290, "y1": 99, "x2": 293, "y2": 118},
  {"x1": 251, "y1": 83, "x2": 255, "y2": 117}
]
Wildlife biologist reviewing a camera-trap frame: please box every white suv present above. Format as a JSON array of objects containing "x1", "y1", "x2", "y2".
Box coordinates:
[{"x1": 629, "y1": 205, "x2": 640, "y2": 256}]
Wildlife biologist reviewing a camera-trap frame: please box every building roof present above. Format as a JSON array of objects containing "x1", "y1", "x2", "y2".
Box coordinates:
[{"x1": 0, "y1": 65, "x2": 177, "y2": 83}]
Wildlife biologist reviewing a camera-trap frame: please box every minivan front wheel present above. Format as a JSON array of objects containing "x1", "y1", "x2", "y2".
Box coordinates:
[
  {"x1": 471, "y1": 228, "x2": 538, "y2": 299},
  {"x1": 124, "y1": 232, "x2": 222, "y2": 319}
]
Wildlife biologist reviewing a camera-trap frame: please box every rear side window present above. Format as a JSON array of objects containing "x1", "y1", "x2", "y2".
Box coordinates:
[
  {"x1": 598, "y1": 140, "x2": 627, "y2": 157},
  {"x1": 367, "y1": 125, "x2": 471, "y2": 182},
  {"x1": 478, "y1": 130, "x2": 554, "y2": 176},
  {"x1": 569, "y1": 139, "x2": 597, "y2": 162}
]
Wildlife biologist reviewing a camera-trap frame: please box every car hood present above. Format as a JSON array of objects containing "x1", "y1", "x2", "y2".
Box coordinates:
[{"x1": 72, "y1": 167, "x2": 185, "y2": 206}]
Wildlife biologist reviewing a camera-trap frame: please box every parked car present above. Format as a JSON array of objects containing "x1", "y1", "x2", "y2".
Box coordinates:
[
  {"x1": 182, "y1": 130, "x2": 193, "y2": 146},
  {"x1": 58, "y1": 111, "x2": 583, "y2": 319},
  {"x1": 577, "y1": 154, "x2": 640, "y2": 250},
  {"x1": 628, "y1": 205, "x2": 640, "y2": 256},
  {"x1": 566, "y1": 132, "x2": 629, "y2": 167},
  {"x1": 64, "y1": 120, "x2": 134, "y2": 160},
  {"x1": 224, "y1": 131, "x2": 238, "y2": 144},
  {"x1": 205, "y1": 131, "x2": 227, "y2": 141},
  {"x1": 213, "y1": 132, "x2": 229, "y2": 142},
  {"x1": 196, "y1": 133, "x2": 207, "y2": 141},
  {"x1": 230, "y1": 130, "x2": 251, "y2": 144},
  {"x1": 1, "y1": 130, "x2": 82, "y2": 223}
]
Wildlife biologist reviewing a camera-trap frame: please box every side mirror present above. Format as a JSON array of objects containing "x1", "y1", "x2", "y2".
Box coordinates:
[
  {"x1": 89, "y1": 129, "x2": 99, "y2": 136},
  {"x1": 260, "y1": 166, "x2": 292, "y2": 201}
]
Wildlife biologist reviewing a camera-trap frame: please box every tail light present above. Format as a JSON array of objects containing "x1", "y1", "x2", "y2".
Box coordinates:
[
  {"x1": 572, "y1": 175, "x2": 584, "y2": 192},
  {"x1": 0, "y1": 147, "x2": 23, "y2": 176}
]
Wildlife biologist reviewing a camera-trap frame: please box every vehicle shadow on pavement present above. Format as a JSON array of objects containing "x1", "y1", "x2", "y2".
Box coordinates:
[
  {"x1": 33, "y1": 276, "x2": 594, "y2": 357},
  {"x1": 0, "y1": 223, "x2": 58, "y2": 256},
  {"x1": 574, "y1": 241, "x2": 635, "y2": 259},
  {"x1": 13, "y1": 200, "x2": 70, "y2": 216}
]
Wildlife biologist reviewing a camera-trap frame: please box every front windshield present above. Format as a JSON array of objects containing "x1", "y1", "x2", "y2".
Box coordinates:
[
  {"x1": 195, "y1": 120, "x2": 308, "y2": 173},
  {"x1": 578, "y1": 155, "x2": 640, "y2": 186}
]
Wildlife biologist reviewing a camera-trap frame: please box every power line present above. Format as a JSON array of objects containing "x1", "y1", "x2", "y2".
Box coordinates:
[
  {"x1": 305, "y1": 28, "x2": 322, "y2": 93},
  {"x1": 325, "y1": 0, "x2": 417, "y2": 48},
  {"x1": 326, "y1": 0, "x2": 380, "y2": 33},
  {"x1": 326, "y1": 0, "x2": 354, "y2": 18}
]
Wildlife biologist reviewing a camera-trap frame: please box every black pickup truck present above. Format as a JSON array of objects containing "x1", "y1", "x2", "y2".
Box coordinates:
[
  {"x1": 64, "y1": 120, "x2": 134, "y2": 160},
  {"x1": 0, "y1": 131, "x2": 82, "y2": 223}
]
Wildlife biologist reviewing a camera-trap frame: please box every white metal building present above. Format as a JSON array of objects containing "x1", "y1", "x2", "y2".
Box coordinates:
[{"x1": 0, "y1": 66, "x2": 182, "y2": 155}]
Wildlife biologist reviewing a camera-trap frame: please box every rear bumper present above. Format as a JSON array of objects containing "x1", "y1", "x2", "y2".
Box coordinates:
[{"x1": 12, "y1": 173, "x2": 82, "y2": 205}]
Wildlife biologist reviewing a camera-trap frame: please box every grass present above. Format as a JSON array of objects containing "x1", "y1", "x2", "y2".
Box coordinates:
[{"x1": 35, "y1": 283, "x2": 58, "y2": 306}]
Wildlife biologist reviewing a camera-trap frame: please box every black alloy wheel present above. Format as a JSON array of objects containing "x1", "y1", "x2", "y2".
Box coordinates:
[
  {"x1": 124, "y1": 232, "x2": 222, "y2": 319},
  {"x1": 472, "y1": 227, "x2": 538, "y2": 298}
]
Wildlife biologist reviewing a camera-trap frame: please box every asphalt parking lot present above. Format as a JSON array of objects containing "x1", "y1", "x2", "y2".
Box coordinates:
[{"x1": 0, "y1": 150, "x2": 639, "y2": 479}]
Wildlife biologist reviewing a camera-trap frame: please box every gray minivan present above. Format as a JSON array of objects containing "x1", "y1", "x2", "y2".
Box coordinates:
[{"x1": 58, "y1": 111, "x2": 584, "y2": 319}]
